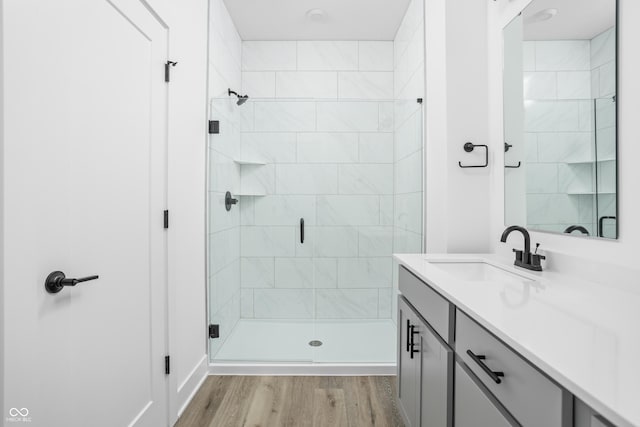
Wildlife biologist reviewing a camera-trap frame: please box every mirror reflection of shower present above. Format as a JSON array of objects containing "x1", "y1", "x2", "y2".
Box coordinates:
[{"x1": 228, "y1": 88, "x2": 249, "y2": 105}]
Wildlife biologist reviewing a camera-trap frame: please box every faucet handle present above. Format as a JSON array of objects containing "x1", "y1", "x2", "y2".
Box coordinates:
[
  {"x1": 531, "y1": 253, "x2": 546, "y2": 267},
  {"x1": 512, "y1": 248, "x2": 523, "y2": 262}
]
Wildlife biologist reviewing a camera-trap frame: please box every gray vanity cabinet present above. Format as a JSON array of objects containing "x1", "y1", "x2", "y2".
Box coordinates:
[
  {"x1": 456, "y1": 310, "x2": 569, "y2": 427},
  {"x1": 419, "y1": 318, "x2": 453, "y2": 427},
  {"x1": 454, "y1": 362, "x2": 513, "y2": 427},
  {"x1": 398, "y1": 297, "x2": 453, "y2": 427},
  {"x1": 574, "y1": 399, "x2": 616, "y2": 427},
  {"x1": 398, "y1": 265, "x2": 576, "y2": 427},
  {"x1": 398, "y1": 297, "x2": 421, "y2": 427}
]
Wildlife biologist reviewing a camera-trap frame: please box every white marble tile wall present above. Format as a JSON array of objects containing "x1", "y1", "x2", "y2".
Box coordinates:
[
  {"x1": 227, "y1": 31, "x2": 423, "y2": 321},
  {"x1": 522, "y1": 29, "x2": 616, "y2": 235},
  {"x1": 236, "y1": 98, "x2": 396, "y2": 320},
  {"x1": 241, "y1": 41, "x2": 394, "y2": 100},
  {"x1": 207, "y1": 0, "x2": 243, "y2": 358},
  {"x1": 208, "y1": 6, "x2": 428, "y2": 347}
]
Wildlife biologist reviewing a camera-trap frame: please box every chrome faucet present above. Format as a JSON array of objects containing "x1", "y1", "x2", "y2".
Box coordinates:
[{"x1": 500, "y1": 226, "x2": 545, "y2": 271}]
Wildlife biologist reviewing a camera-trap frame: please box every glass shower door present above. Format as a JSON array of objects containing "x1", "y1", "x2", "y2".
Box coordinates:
[
  {"x1": 594, "y1": 96, "x2": 617, "y2": 238},
  {"x1": 208, "y1": 97, "x2": 317, "y2": 362},
  {"x1": 208, "y1": 97, "x2": 423, "y2": 365}
]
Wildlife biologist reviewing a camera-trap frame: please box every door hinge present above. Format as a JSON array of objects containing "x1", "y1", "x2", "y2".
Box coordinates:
[
  {"x1": 165, "y1": 61, "x2": 177, "y2": 82},
  {"x1": 208, "y1": 120, "x2": 220, "y2": 134},
  {"x1": 209, "y1": 324, "x2": 220, "y2": 339},
  {"x1": 165, "y1": 355, "x2": 170, "y2": 375},
  {"x1": 163, "y1": 210, "x2": 169, "y2": 229}
]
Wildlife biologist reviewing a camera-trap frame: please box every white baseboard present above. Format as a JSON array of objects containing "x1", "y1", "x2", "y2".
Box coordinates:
[
  {"x1": 176, "y1": 355, "x2": 209, "y2": 418},
  {"x1": 208, "y1": 362, "x2": 397, "y2": 376}
]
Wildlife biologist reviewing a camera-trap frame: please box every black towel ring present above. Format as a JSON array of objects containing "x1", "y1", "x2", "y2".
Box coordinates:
[{"x1": 459, "y1": 142, "x2": 488, "y2": 168}]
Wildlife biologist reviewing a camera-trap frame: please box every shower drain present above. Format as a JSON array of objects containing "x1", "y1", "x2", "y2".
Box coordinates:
[{"x1": 308, "y1": 340, "x2": 323, "y2": 347}]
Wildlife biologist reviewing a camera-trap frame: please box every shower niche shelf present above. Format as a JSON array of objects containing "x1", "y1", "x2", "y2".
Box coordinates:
[
  {"x1": 233, "y1": 158, "x2": 267, "y2": 165},
  {"x1": 567, "y1": 191, "x2": 615, "y2": 196},
  {"x1": 234, "y1": 190, "x2": 266, "y2": 197},
  {"x1": 566, "y1": 158, "x2": 615, "y2": 165}
]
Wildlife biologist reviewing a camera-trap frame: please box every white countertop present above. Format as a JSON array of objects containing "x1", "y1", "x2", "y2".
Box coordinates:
[{"x1": 394, "y1": 253, "x2": 640, "y2": 427}]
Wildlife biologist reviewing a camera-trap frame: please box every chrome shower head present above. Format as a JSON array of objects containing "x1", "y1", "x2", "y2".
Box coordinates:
[{"x1": 228, "y1": 88, "x2": 249, "y2": 106}]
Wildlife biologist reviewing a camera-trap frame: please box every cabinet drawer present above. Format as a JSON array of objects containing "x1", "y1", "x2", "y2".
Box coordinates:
[
  {"x1": 454, "y1": 362, "x2": 513, "y2": 427},
  {"x1": 399, "y1": 266, "x2": 452, "y2": 342},
  {"x1": 456, "y1": 310, "x2": 568, "y2": 427}
]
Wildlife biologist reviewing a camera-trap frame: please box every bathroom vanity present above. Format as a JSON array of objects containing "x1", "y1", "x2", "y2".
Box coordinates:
[{"x1": 395, "y1": 254, "x2": 638, "y2": 427}]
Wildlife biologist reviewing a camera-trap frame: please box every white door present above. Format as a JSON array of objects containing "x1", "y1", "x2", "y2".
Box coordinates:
[{"x1": 3, "y1": 1, "x2": 169, "y2": 426}]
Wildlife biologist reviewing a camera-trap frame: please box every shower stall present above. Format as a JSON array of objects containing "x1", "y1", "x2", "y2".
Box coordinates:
[{"x1": 206, "y1": 0, "x2": 425, "y2": 369}]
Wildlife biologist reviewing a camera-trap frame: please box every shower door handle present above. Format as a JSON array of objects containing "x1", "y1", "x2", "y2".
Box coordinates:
[{"x1": 300, "y1": 218, "x2": 304, "y2": 244}]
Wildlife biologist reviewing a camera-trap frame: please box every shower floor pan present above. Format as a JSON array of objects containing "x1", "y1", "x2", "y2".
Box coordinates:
[{"x1": 210, "y1": 319, "x2": 396, "y2": 375}]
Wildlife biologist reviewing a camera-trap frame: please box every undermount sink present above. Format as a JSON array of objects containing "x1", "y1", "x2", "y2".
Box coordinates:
[{"x1": 427, "y1": 260, "x2": 533, "y2": 285}]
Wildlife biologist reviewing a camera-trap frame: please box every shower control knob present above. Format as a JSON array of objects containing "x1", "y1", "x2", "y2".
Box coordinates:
[
  {"x1": 225, "y1": 191, "x2": 238, "y2": 211},
  {"x1": 45, "y1": 271, "x2": 99, "y2": 294}
]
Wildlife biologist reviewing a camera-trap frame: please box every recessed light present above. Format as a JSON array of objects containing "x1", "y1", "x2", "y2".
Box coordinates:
[
  {"x1": 526, "y1": 8, "x2": 558, "y2": 24},
  {"x1": 306, "y1": 8, "x2": 327, "y2": 22}
]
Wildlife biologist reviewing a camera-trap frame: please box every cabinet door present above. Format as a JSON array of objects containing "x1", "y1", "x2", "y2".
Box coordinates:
[
  {"x1": 398, "y1": 298, "x2": 420, "y2": 427},
  {"x1": 454, "y1": 362, "x2": 514, "y2": 427},
  {"x1": 574, "y1": 398, "x2": 616, "y2": 427},
  {"x1": 419, "y1": 320, "x2": 453, "y2": 427}
]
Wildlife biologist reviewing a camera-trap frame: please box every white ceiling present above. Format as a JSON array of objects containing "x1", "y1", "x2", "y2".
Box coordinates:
[
  {"x1": 523, "y1": 0, "x2": 616, "y2": 41},
  {"x1": 222, "y1": 0, "x2": 412, "y2": 41}
]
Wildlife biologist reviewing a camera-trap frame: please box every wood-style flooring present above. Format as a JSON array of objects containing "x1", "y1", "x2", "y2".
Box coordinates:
[{"x1": 174, "y1": 376, "x2": 405, "y2": 427}]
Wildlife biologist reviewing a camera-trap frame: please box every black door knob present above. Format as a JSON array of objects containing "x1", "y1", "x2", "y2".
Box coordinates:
[{"x1": 45, "y1": 271, "x2": 99, "y2": 294}]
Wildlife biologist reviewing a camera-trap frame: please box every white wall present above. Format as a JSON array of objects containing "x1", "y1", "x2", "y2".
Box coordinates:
[
  {"x1": 424, "y1": 0, "x2": 491, "y2": 254},
  {"x1": 0, "y1": 0, "x2": 5, "y2": 420},
  {"x1": 488, "y1": 0, "x2": 640, "y2": 282},
  {"x1": 166, "y1": 0, "x2": 209, "y2": 422}
]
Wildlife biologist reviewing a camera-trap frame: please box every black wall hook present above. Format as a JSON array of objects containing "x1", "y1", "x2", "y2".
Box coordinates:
[
  {"x1": 164, "y1": 61, "x2": 178, "y2": 82},
  {"x1": 459, "y1": 142, "x2": 488, "y2": 168}
]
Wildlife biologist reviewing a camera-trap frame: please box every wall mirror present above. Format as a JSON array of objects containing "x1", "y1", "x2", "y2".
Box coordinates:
[{"x1": 503, "y1": 0, "x2": 617, "y2": 239}]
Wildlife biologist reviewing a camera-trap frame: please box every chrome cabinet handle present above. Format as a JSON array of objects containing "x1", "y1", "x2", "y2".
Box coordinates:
[
  {"x1": 45, "y1": 271, "x2": 99, "y2": 294},
  {"x1": 467, "y1": 350, "x2": 505, "y2": 384}
]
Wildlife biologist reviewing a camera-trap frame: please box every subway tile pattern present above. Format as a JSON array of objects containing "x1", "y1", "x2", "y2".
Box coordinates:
[
  {"x1": 208, "y1": 3, "x2": 428, "y2": 361},
  {"x1": 241, "y1": 41, "x2": 394, "y2": 100},
  {"x1": 235, "y1": 40, "x2": 406, "y2": 321},
  {"x1": 522, "y1": 27, "x2": 616, "y2": 236},
  {"x1": 235, "y1": 116, "x2": 398, "y2": 318},
  {"x1": 208, "y1": 24, "x2": 424, "y2": 325}
]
